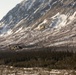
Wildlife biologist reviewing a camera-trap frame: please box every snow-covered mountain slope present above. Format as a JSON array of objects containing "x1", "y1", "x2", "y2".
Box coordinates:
[{"x1": 0, "y1": 0, "x2": 76, "y2": 48}]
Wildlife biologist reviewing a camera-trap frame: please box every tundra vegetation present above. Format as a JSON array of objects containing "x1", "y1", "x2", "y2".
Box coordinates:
[{"x1": 0, "y1": 46, "x2": 76, "y2": 69}]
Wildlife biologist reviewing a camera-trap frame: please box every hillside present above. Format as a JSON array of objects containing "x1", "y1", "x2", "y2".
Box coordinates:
[{"x1": 0, "y1": 0, "x2": 76, "y2": 49}]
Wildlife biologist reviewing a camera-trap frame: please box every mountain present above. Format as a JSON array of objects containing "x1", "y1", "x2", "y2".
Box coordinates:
[{"x1": 0, "y1": 0, "x2": 76, "y2": 49}]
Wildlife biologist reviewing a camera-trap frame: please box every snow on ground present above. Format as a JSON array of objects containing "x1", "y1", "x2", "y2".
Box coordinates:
[
  {"x1": 49, "y1": 11, "x2": 76, "y2": 30},
  {"x1": 0, "y1": 22, "x2": 5, "y2": 28},
  {"x1": 0, "y1": 29, "x2": 13, "y2": 37},
  {"x1": 68, "y1": 11, "x2": 76, "y2": 24},
  {"x1": 27, "y1": 0, "x2": 35, "y2": 11},
  {"x1": 6, "y1": 29, "x2": 13, "y2": 35},
  {"x1": 49, "y1": 41, "x2": 70, "y2": 46},
  {"x1": 15, "y1": 27, "x2": 23, "y2": 33},
  {"x1": 50, "y1": 12, "x2": 67, "y2": 29},
  {"x1": 55, "y1": 34, "x2": 76, "y2": 42},
  {"x1": 34, "y1": 8, "x2": 40, "y2": 14},
  {"x1": 9, "y1": 15, "x2": 13, "y2": 21}
]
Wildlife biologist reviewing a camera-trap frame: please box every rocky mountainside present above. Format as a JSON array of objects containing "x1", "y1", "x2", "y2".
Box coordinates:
[{"x1": 0, "y1": 0, "x2": 76, "y2": 48}]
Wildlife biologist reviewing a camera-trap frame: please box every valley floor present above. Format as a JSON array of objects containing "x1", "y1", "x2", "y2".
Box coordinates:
[{"x1": 0, "y1": 66, "x2": 76, "y2": 75}]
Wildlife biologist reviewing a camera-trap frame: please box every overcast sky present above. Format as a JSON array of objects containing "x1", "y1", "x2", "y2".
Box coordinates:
[{"x1": 0, "y1": 0, "x2": 22, "y2": 20}]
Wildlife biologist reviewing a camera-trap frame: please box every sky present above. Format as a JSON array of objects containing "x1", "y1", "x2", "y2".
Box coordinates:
[{"x1": 0, "y1": 0, "x2": 22, "y2": 20}]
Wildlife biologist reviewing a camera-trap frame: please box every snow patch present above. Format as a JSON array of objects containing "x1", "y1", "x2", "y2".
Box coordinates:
[
  {"x1": 42, "y1": 19, "x2": 48, "y2": 24},
  {"x1": 15, "y1": 27, "x2": 23, "y2": 33},
  {"x1": 27, "y1": 0, "x2": 35, "y2": 11},
  {"x1": 50, "y1": 12, "x2": 67, "y2": 29},
  {"x1": 0, "y1": 29, "x2": 13, "y2": 37},
  {"x1": 51, "y1": 12, "x2": 60, "y2": 19},
  {"x1": 7, "y1": 29, "x2": 13, "y2": 35},
  {"x1": 0, "y1": 22, "x2": 5, "y2": 27},
  {"x1": 9, "y1": 15, "x2": 12, "y2": 21},
  {"x1": 52, "y1": 1, "x2": 58, "y2": 6},
  {"x1": 34, "y1": 8, "x2": 40, "y2": 14},
  {"x1": 49, "y1": 41, "x2": 70, "y2": 46},
  {"x1": 69, "y1": 11, "x2": 76, "y2": 21}
]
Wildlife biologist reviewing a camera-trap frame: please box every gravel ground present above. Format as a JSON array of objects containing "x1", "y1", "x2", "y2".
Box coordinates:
[{"x1": 0, "y1": 65, "x2": 76, "y2": 75}]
